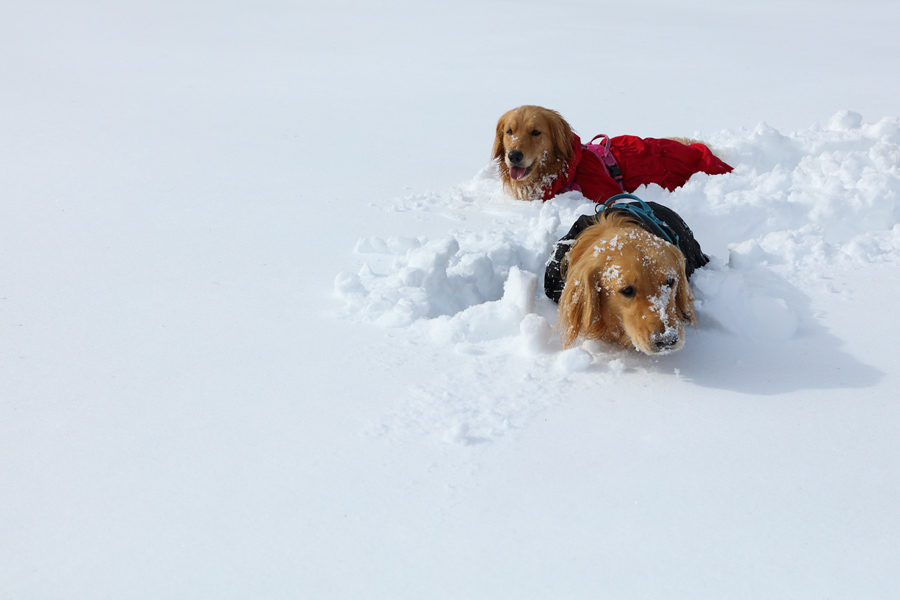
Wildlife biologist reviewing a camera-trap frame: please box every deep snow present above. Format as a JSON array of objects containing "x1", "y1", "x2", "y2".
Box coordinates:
[
  {"x1": 3, "y1": 0, "x2": 900, "y2": 598},
  {"x1": 336, "y1": 111, "x2": 900, "y2": 438}
]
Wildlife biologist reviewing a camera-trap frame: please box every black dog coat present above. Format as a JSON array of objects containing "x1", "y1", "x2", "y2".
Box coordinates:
[{"x1": 544, "y1": 201, "x2": 709, "y2": 303}]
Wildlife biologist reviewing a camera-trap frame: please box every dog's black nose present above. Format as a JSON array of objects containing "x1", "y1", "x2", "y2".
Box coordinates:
[
  {"x1": 653, "y1": 331, "x2": 680, "y2": 350},
  {"x1": 507, "y1": 150, "x2": 524, "y2": 165}
]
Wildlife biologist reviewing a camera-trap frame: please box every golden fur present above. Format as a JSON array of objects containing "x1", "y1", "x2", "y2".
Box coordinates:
[
  {"x1": 557, "y1": 211, "x2": 696, "y2": 355},
  {"x1": 492, "y1": 105, "x2": 574, "y2": 201}
]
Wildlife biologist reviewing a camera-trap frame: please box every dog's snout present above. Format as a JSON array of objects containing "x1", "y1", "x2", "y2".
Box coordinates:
[
  {"x1": 507, "y1": 150, "x2": 524, "y2": 165},
  {"x1": 652, "y1": 330, "x2": 680, "y2": 351}
]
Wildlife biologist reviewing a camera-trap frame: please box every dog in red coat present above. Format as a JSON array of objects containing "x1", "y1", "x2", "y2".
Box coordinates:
[{"x1": 492, "y1": 105, "x2": 733, "y2": 203}]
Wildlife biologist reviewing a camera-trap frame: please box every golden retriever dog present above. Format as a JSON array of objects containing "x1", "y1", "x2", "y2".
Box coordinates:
[
  {"x1": 492, "y1": 106, "x2": 574, "y2": 201},
  {"x1": 556, "y1": 210, "x2": 696, "y2": 355},
  {"x1": 492, "y1": 105, "x2": 733, "y2": 203}
]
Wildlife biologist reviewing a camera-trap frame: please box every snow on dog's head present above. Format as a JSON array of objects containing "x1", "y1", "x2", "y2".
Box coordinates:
[{"x1": 557, "y1": 211, "x2": 695, "y2": 355}]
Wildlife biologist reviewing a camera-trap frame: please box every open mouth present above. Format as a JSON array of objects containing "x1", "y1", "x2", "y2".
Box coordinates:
[{"x1": 509, "y1": 164, "x2": 533, "y2": 181}]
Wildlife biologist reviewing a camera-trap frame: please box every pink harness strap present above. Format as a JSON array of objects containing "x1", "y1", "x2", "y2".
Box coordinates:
[
  {"x1": 560, "y1": 134, "x2": 625, "y2": 195},
  {"x1": 584, "y1": 135, "x2": 625, "y2": 191}
]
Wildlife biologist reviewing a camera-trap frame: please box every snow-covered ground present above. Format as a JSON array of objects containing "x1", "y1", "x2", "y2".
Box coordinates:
[{"x1": 3, "y1": 0, "x2": 900, "y2": 598}]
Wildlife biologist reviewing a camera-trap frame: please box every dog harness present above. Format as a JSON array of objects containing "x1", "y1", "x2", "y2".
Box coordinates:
[
  {"x1": 562, "y1": 135, "x2": 625, "y2": 195},
  {"x1": 599, "y1": 193, "x2": 679, "y2": 246},
  {"x1": 543, "y1": 195, "x2": 710, "y2": 303}
]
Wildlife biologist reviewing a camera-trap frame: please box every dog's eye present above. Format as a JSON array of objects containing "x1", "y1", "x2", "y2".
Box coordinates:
[
  {"x1": 531, "y1": 129, "x2": 541, "y2": 136},
  {"x1": 619, "y1": 286, "x2": 636, "y2": 298},
  {"x1": 665, "y1": 277, "x2": 676, "y2": 288},
  {"x1": 506, "y1": 128, "x2": 513, "y2": 135}
]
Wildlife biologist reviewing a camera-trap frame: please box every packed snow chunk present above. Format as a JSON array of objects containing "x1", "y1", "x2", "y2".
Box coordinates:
[
  {"x1": 333, "y1": 270, "x2": 372, "y2": 318},
  {"x1": 448, "y1": 252, "x2": 499, "y2": 299},
  {"x1": 866, "y1": 116, "x2": 900, "y2": 144},
  {"x1": 829, "y1": 110, "x2": 863, "y2": 131},
  {"x1": 734, "y1": 122, "x2": 804, "y2": 172},
  {"x1": 499, "y1": 264, "x2": 537, "y2": 315},
  {"x1": 444, "y1": 423, "x2": 472, "y2": 445},
  {"x1": 402, "y1": 237, "x2": 459, "y2": 286},
  {"x1": 519, "y1": 313, "x2": 554, "y2": 355},
  {"x1": 334, "y1": 270, "x2": 364, "y2": 296},
  {"x1": 555, "y1": 347, "x2": 593, "y2": 373},
  {"x1": 726, "y1": 239, "x2": 772, "y2": 270},
  {"x1": 607, "y1": 359, "x2": 626, "y2": 375}
]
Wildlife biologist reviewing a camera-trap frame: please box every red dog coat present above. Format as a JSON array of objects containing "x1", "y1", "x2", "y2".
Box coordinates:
[{"x1": 541, "y1": 134, "x2": 733, "y2": 202}]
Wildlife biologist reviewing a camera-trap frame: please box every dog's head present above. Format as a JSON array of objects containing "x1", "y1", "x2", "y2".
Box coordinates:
[
  {"x1": 557, "y1": 212, "x2": 696, "y2": 355},
  {"x1": 492, "y1": 105, "x2": 574, "y2": 200}
]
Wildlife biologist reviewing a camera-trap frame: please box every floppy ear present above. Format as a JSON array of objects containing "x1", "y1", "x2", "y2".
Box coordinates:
[
  {"x1": 557, "y1": 260, "x2": 604, "y2": 348},
  {"x1": 673, "y1": 253, "x2": 696, "y2": 325},
  {"x1": 492, "y1": 113, "x2": 508, "y2": 163},
  {"x1": 546, "y1": 109, "x2": 574, "y2": 163}
]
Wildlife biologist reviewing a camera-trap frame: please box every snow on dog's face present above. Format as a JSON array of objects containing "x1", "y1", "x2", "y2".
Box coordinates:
[
  {"x1": 557, "y1": 212, "x2": 696, "y2": 355},
  {"x1": 492, "y1": 105, "x2": 574, "y2": 201}
]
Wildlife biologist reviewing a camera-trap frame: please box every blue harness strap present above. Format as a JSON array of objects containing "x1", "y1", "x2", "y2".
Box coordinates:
[{"x1": 596, "y1": 193, "x2": 680, "y2": 246}]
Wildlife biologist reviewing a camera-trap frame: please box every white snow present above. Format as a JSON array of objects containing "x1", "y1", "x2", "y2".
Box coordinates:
[{"x1": 3, "y1": 0, "x2": 900, "y2": 598}]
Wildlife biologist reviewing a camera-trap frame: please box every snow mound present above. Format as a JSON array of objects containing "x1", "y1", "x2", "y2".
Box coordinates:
[{"x1": 337, "y1": 113, "x2": 900, "y2": 354}]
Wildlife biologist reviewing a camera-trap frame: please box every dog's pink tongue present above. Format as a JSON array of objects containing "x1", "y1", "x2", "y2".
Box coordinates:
[{"x1": 510, "y1": 166, "x2": 527, "y2": 181}]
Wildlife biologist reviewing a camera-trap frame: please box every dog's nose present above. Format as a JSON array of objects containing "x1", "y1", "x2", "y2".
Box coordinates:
[
  {"x1": 652, "y1": 330, "x2": 680, "y2": 351},
  {"x1": 507, "y1": 150, "x2": 524, "y2": 165}
]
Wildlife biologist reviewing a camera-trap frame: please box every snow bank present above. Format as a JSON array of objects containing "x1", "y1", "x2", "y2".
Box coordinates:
[{"x1": 336, "y1": 112, "x2": 900, "y2": 354}]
